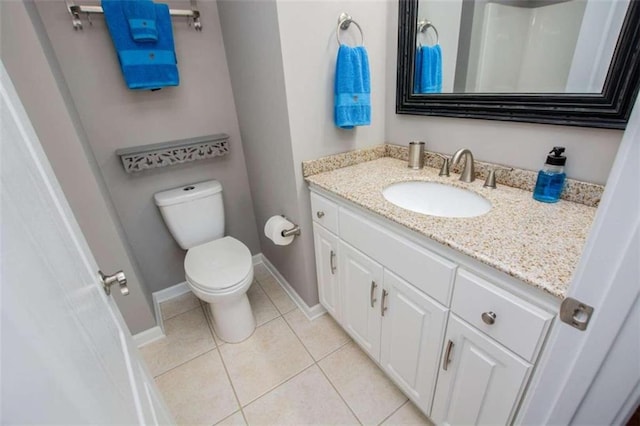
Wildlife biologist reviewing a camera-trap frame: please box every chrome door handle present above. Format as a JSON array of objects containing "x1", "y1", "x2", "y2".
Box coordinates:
[
  {"x1": 381, "y1": 289, "x2": 388, "y2": 316},
  {"x1": 370, "y1": 281, "x2": 377, "y2": 307},
  {"x1": 481, "y1": 311, "x2": 497, "y2": 325},
  {"x1": 99, "y1": 270, "x2": 129, "y2": 296},
  {"x1": 330, "y1": 250, "x2": 337, "y2": 274},
  {"x1": 442, "y1": 340, "x2": 454, "y2": 371}
]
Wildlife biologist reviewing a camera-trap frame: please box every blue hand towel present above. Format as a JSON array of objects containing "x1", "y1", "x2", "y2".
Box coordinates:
[
  {"x1": 414, "y1": 47, "x2": 423, "y2": 93},
  {"x1": 123, "y1": 0, "x2": 157, "y2": 43},
  {"x1": 334, "y1": 45, "x2": 371, "y2": 129},
  {"x1": 102, "y1": 0, "x2": 179, "y2": 90},
  {"x1": 417, "y1": 44, "x2": 442, "y2": 94}
]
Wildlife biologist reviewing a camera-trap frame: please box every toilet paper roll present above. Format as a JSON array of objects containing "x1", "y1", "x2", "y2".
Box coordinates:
[{"x1": 264, "y1": 215, "x2": 296, "y2": 246}]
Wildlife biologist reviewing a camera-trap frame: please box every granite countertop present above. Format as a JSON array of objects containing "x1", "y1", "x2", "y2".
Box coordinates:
[{"x1": 306, "y1": 157, "x2": 598, "y2": 298}]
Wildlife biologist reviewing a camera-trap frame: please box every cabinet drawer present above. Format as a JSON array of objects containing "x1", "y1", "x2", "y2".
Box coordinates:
[
  {"x1": 451, "y1": 270, "x2": 553, "y2": 362},
  {"x1": 310, "y1": 192, "x2": 339, "y2": 234},
  {"x1": 339, "y1": 208, "x2": 456, "y2": 306}
]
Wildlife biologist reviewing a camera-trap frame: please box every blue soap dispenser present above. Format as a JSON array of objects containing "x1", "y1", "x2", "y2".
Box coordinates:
[{"x1": 533, "y1": 147, "x2": 566, "y2": 203}]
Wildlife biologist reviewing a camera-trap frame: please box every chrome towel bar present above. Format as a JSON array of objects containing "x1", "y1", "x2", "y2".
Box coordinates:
[{"x1": 336, "y1": 12, "x2": 364, "y2": 46}]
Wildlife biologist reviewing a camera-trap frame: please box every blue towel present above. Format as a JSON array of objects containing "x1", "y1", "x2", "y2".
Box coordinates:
[
  {"x1": 102, "y1": 0, "x2": 179, "y2": 90},
  {"x1": 123, "y1": 0, "x2": 157, "y2": 42},
  {"x1": 334, "y1": 45, "x2": 371, "y2": 129},
  {"x1": 416, "y1": 44, "x2": 442, "y2": 94}
]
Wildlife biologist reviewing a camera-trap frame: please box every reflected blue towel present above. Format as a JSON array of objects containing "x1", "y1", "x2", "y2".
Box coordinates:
[
  {"x1": 334, "y1": 45, "x2": 371, "y2": 129},
  {"x1": 102, "y1": 0, "x2": 179, "y2": 90},
  {"x1": 123, "y1": 0, "x2": 157, "y2": 42},
  {"x1": 416, "y1": 44, "x2": 442, "y2": 93}
]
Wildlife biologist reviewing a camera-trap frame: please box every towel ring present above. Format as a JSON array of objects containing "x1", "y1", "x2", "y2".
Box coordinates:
[
  {"x1": 417, "y1": 20, "x2": 439, "y2": 46},
  {"x1": 336, "y1": 12, "x2": 364, "y2": 46}
]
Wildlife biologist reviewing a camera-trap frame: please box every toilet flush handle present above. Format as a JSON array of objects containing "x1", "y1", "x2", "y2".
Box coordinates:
[{"x1": 99, "y1": 270, "x2": 129, "y2": 296}]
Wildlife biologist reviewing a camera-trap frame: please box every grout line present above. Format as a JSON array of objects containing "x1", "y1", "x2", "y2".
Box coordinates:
[{"x1": 377, "y1": 400, "x2": 409, "y2": 426}]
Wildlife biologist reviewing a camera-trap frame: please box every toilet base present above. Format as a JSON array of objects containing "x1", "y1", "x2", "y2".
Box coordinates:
[{"x1": 208, "y1": 293, "x2": 256, "y2": 343}]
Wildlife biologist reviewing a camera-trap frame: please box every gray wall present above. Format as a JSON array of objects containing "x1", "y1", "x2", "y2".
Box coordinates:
[
  {"x1": 1, "y1": 0, "x2": 155, "y2": 334},
  {"x1": 219, "y1": 0, "x2": 389, "y2": 306},
  {"x1": 384, "y1": 0, "x2": 622, "y2": 185},
  {"x1": 33, "y1": 0, "x2": 260, "y2": 293}
]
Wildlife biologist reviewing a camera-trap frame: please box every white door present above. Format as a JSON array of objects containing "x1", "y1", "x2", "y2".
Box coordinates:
[
  {"x1": 339, "y1": 240, "x2": 383, "y2": 360},
  {"x1": 431, "y1": 315, "x2": 531, "y2": 426},
  {"x1": 313, "y1": 223, "x2": 341, "y2": 322},
  {"x1": 0, "y1": 64, "x2": 173, "y2": 425},
  {"x1": 380, "y1": 270, "x2": 448, "y2": 416},
  {"x1": 517, "y1": 84, "x2": 640, "y2": 425}
]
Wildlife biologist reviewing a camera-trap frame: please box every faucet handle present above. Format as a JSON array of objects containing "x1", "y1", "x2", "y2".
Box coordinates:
[
  {"x1": 483, "y1": 167, "x2": 513, "y2": 189},
  {"x1": 434, "y1": 153, "x2": 450, "y2": 177}
]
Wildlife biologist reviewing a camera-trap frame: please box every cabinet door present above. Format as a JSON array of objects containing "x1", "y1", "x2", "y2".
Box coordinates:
[
  {"x1": 339, "y1": 240, "x2": 383, "y2": 360},
  {"x1": 313, "y1": 223, "x2": 340, "y2": 322},
  {"x1": 380, "y1": 270, "x2": 448, "y2": 416},
  {"x1": 431, "y1": 315, "x2": 531, "y2": 426}
]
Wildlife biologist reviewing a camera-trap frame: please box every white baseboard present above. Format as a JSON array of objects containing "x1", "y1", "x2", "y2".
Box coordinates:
[
  {"x1": 132, "y1": 325, "x2": 165, "y2": 347},
  {"x1": 150, "y1": 281, "x2": 190, "y2": 340},
  {"x1": 258, "y1": 254, "x2": 326, "y2": 320}
]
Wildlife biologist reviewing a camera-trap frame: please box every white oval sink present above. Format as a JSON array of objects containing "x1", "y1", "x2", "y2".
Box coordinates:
[{"x1": 382, "y1": 181, "x2": 491, "y2": 218}]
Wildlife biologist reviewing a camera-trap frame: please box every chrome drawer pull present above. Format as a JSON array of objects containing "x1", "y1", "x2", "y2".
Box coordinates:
[
  {"x1": 370, "y1": 281, "x2": 377, "y2": 307},
  {"x1": 330, "y1": 250, "x2": 336, "y2": 274},
  {"x1": 381, "y1": 289, "x2": 388, "y2": 316},
  {"x1": 442, "y1": 340, "x2": 454, "y2": 371},
  {"x1": 316, "y1": 211, "x2": 325, "y2": 218},
  {"x1": 481, "y1": 311, "x2": 497, "y2": 325}
]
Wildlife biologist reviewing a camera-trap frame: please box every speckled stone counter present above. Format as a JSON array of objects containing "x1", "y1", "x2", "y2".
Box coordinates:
[{"x1": 306, "y1": 157, "x2": 598, "y2": 298}]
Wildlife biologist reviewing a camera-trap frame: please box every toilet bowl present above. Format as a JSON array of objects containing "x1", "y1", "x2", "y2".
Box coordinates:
[
  {"x1": 153, "y1": 180, "x2": 256, "y2": 344},
  {"x1": 184, "y1": 237, "x2": 255, "y2": 343}
]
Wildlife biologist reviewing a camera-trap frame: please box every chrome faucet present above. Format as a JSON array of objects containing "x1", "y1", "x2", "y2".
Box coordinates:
[{"x1": 451, "y1": 148, "x2": 475, "y2": 183}]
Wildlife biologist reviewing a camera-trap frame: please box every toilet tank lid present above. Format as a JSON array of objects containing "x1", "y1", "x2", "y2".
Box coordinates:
[{"x1": 154, "y1": 180, "x2": 222, "y2": 207}]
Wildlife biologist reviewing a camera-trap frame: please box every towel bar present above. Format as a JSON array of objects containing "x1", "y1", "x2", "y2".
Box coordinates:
[
  {"x1": 417, "y1": 20, "x2": 439, "y2": 46},
  {"x1": 65, "y1": 0, "x2": 202, "y2": 31},
  {"x1": 336, "y1": 12, "x2": 364, "y2": 46}
]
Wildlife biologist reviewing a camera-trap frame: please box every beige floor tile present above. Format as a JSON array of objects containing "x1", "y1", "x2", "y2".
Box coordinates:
[
  {"x1": 219, "y1": 317, "x2": 314, "y2": 405},
  {"x1": 258, "y1": 275, "x2": 296, "y2": 315},
  {"x1": 243, "y1": 365, "x2": 359, "y2": 425},
  {"x1": 140, "y1": 307, "x2": 215, "y2": 376},
  {"x1": 382, "y1": 401, "x2": 433, "y2": 426},
  {"x1": 155, "y1": 351, "x2": 238, "y2": 426},
  {"x1": 160, "y1": 291, "x2": 200, "y2": 320},
  {"x1": 253, "y1": 263, "x2": 271, "y2": 282},
  {"x1": 284, "y1": 309, "x2": 350, "y2": 361},
  {"x1": 319, "y1": 342, "x2": 408, "y2": 425},
  {"x1": 215, "y1": 411, "x2": 246, "y2": 425},
  {"x1": 247, "y1": 282, "x2": 280, "y2": 326}
]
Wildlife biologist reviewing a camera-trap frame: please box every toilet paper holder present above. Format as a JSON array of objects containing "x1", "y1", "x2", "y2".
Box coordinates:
[{"x1": 280, "y1": 216, "x2": 301, "y2": 238}]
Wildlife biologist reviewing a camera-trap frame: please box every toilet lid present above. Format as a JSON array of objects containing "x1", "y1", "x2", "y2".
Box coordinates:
[{"x1": 185, "y1": 237, "x2": 252, "y2": 291}]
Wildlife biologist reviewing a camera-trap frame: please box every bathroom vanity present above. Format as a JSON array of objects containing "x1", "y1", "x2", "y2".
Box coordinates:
[{"x1": 305, "y1": 152, "x2": 598, "y2": 424}]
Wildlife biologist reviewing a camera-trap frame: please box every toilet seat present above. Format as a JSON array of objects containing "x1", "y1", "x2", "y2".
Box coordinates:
[{"x1": 185, "y1": 236, "x2": 252, "y2": 293}]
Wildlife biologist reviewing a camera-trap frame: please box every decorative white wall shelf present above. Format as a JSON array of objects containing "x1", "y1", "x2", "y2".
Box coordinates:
[{"x1": 115, "y1": 134, "x2": 229, "y2": 173}]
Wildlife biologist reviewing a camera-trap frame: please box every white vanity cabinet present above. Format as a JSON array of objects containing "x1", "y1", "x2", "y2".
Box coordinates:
[
  {"x1": 309, "y1": 189, "x2": 555, "y2": 424},
  {"x1": 430, "y1": 315, "x2": 531, "y2": 425}
]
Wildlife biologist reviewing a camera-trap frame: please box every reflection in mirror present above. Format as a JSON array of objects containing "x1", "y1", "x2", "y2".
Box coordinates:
[{"x1": 414, "y1": 0, "x2": 630, "y2": 94}]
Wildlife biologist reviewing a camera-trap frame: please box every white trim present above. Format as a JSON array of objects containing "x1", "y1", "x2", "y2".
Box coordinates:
[
  {"x1": 252, "y1": 254, "x2": 262, "y2": 266},
  {"x1": 257, "y1": 254, "x2": 327, "y2": 320},
  {"x1": 150, "y1": 281, "x2": 190, "y2": 336},
  {"x1": 132, "y1": 326, "x2": 165, "y2": 348}
]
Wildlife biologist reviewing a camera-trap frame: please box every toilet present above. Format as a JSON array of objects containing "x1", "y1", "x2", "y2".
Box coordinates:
[{"x1": 154, "y1": 180, "x2": 255, "y2": 343}]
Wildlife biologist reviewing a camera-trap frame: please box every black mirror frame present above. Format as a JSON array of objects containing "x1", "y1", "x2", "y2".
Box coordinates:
[{"x1": 396, "y1": 0, "x2": 640, "y2": 129}]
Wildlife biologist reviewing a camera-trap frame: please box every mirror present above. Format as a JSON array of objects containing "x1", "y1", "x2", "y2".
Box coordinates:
[{"x1": 396, "y1": 0, "x2": 640, "y2": 128}]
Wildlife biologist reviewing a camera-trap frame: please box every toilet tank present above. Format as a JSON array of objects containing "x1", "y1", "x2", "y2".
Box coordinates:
[{"x1": 154, "y1": 180, "x2": 225, "y2": 250}]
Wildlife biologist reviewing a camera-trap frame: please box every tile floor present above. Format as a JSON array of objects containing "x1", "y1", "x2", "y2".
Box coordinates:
[{"x1": 140, "y1": 264, "x2": 432, "y2": 426}]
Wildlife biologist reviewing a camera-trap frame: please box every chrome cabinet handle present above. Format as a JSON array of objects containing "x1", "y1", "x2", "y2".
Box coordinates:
[
  {"x1": 99, "y1": 270, "x2": 129, "y2": 296},
  {"x1": 481, "y1": 311, "x2": 497, "y2": 325},
  {"x1": 316, "y1": 211, "x2": 325, "y2": 218},
  {"x1": 370, "y1": 281, "x2": 377, "y2": 307},
  {"x1": 442, "y1": 340, "x2": 454, "y2": 371},
  {"x1": 330, "y1": 250, "x2": 336, "y2": 274},
  {"x1": 381, "y1": 289, "x2": 388, "y2": 316}
]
